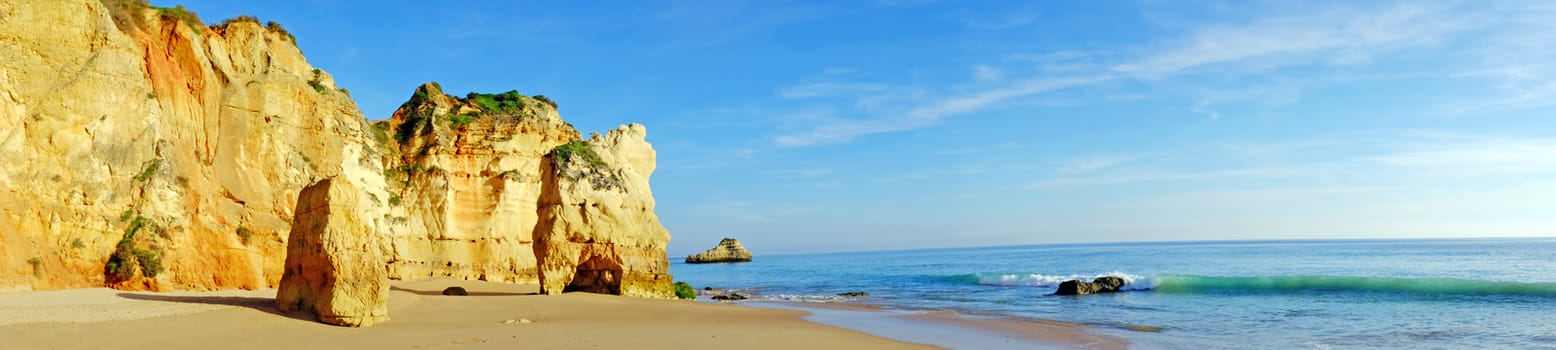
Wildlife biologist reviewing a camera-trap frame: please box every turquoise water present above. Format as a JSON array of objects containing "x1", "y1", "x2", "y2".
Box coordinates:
[{"x1": 670, "y1": 238, "x2": 1556, "y2": 349}]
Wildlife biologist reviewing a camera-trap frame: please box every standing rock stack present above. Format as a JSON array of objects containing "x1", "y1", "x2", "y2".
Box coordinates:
[
  {"x1": 274, "y1": 178, "x2": 390, "y2": 327},
  {"x1": 685, "y1": 238, "x2": 753, "y2": 263}
]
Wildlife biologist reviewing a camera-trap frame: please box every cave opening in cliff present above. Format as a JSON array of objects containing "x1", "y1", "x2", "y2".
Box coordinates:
[{"x1": 565, "y1": 255, "x2": 623, "y2": 295}]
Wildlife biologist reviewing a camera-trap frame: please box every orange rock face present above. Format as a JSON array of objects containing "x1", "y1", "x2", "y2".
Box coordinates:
[
  {"x1": 1, "y1": 0, "x2": 673, "y2": 300},
  {"x1": 0, "y1": 0, "x2": 381, "y2": 291}
]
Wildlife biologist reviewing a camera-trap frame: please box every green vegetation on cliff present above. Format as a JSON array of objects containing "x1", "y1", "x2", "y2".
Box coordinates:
[
  {"x1": 467, "y1": 91, "x2": 527, "y2": 114},
  {"x1": 106, "y1": 215, "x2": 163, "y2": 280},
  {"x1": 552, "y1": 140, "x2": 605, "y2": 170}
]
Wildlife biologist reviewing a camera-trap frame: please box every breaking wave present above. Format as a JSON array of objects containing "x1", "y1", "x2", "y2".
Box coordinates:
[
  {"x1": 948, "y1": 272, "x2": 1556, "y2": 297},
  {"x1": 949, "y1": 272, "x2": 1157, "y2": 291},
  {"x1": 1152, "y1": 275, "x2": 1556, "y2": 297}
]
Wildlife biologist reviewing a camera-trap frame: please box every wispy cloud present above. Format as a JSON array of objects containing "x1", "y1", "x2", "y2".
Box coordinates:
[
  {"x1": 1029, "y1": 167, "x2": 1305, "y2": 190},
  {"x1": 1059, "y1": 154, "x2": 1143, "y2": 173},
  {"x1": 1032, "y1": 132, "x2": 1556, "y2": 191},
  {"x1": 973, "y1": 65, "x2": 1005, "y2": 81},
  {"x1": 772, "y1": 2, "x2": 1484, "y2": 147},
  {"x1": 765, "y1": 168, "x2": 834, "y2": 179},
  {"x1": 936, "y1": 142, "x2": 1022, "y2": 155},
  {"x1": 1114, "y1": 3, "x2": 1468, "y2": 76},
  {"x1": 774, "y1": 75, "x2": 1110, "y2": 146},
  {"x1": 1367, "y1": 137, "x2": 1556, "y2": 175},
  {"x1": 956, "y1": 9, "x2": 1040, "y2": 30},
  {"x1": 778, "y1": 83, "x2": 897, "y2": 99}
]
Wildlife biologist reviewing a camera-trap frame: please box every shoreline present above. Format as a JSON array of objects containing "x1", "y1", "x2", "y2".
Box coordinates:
[
  {"x1": 743, "y1": 301, "x2": 1127, "y2": 350},
  {"x1": 0, "y1": 278, "x2": 935, "y2": 349}
]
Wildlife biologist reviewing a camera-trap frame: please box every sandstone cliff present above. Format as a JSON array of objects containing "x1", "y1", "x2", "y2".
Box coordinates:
[
  {"x1": 377, "y1": 85, "x2": 674, "y2": 298},
  {"x1": 0, "y1": 0, "x2": 388, "y2": 291},
  {"x1": 375, "y1": 83, "x2": 577, "y2": 284},
  {"x1": 0, "y1": 0, "x2": 673, "y2": 299},
  {"x1": 685, "y1": 238, "x2": 753, "y2": 263},
  {"x1": 534, "y1": 124, "x2": 675, "y2": 298}
]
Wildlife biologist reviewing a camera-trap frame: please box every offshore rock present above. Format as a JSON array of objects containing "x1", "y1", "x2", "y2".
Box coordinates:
[
  {"x1": 534, "y1": 124, "x2": 675, "y2": 298},
  {"x1": 685, "y1": 238, "x2": 753, "y2": 263},
  {"x1": 274, "y1": 178, "x2": 390, "y2": 327},
  {"x1": 1055, "y1": 276, "x2": 1127, "y2": 296}
]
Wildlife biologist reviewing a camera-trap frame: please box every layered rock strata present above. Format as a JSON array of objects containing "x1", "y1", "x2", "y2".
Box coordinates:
[
  {"x1": 375, "y1": 83, "x2": 577, "y2": 284},
  {"x1": 685, "y1": 238, "x2": 753, "y2": 263},
  {"x1": 274, "y1": 178, "x2": 390, "y2": 327},
  {"x1": 533, "y1": 125, "x2": 675, "y2": 298},
  {"x1": 0, "y1": 0, "x2": 385, "y2": 291},
  {"x1": 0, "y1": 0, "x2": 676, "y2": 300}
]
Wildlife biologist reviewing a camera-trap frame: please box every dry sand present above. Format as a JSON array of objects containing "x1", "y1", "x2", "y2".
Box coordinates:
[
  {"x1": 0, "y1": 278, "x2": 933, "y2": 349},
  {"x1": 0, "y1": 279, "x2": 1118, "y2": 349}
]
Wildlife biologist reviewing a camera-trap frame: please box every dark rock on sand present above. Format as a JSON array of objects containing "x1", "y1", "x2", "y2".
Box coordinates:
[
  {"x1": 442, "y1": 287, "x2": 469, "y2": 296},
  {"x1": 711, "y1": 293, "x2": 748, "y2": 301},
  {"x1": 1055, "y1": 276, "x2": 1127, "y2": 295},
  {"x1": 837, "y1": 291, "x2": 869, "y2": 297}
]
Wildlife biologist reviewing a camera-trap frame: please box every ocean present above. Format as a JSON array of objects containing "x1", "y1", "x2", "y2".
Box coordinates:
[{"x1": 670, "y1": 238, "x2": 1556, "y2": 349}]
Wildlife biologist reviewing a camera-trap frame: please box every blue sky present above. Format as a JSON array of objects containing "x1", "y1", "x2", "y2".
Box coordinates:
[{"x1": 165, "y1": 1, "x2": 1556, "y2": 255}]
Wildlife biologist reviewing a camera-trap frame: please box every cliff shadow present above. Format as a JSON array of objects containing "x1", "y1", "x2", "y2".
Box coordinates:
[
  {"x1": 389, "y1": 285, "x2": 537, "y2": 297},
  {"x1": 114, "y1": 292, "x2": 316, "y2": 322}
]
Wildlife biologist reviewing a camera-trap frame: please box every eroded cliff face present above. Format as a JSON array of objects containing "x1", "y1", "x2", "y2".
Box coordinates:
[
  {"x1": 376, "y1": 85, "x2": 674, "y2": 298},
  {"x1": 1, "y1": 0, "x2": 671, "y2": 297},
  {"x1": 535, "y1": 124, "x2": 675, "y2": 298},
  {"x1": 0, "y1": 0, "x2": 388, "y2": 291},
  {"x1": 376, "y1": 83, "x2": 578, "y2": 284}
]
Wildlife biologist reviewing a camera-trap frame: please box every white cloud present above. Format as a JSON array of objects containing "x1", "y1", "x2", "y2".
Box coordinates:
[
  {"x1": 765, "y1": 168, "x2": 834, "y2": 179},
  {"x1": 1114, "y1": 4, "x2": 1466, "y2": 76},
  {"x1": 1189, "y1": 99, "x2": 1221, "y2": 119},
  {"x1": 1059, "y1": 154, "x2": 1142, "y2": 173},
  {"x1": 957, "y1": 10, "x2": 1040, "y2": 30},
  {"x1": 973, "y1": 65, "x2": 1004, "y2": 81},
  {"x1": 1367, "y1": 138, "x2": 1556, "y2": 175},
  {"x1": 1029, "y1": 167, "x2": 1306, "y2": 190},
  {"x1": 775, "y1": 75, "x2": 1110, "y2": 146},
  {"x1": 779, "y1": 83, "x2": 895, "y2": 99}
]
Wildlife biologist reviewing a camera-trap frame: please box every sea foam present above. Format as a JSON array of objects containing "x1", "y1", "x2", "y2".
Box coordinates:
[{"x1": 965, "y1": 272, "x2": 1158, "y2": 291}]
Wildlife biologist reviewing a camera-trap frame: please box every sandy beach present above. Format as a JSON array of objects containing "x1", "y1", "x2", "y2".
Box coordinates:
[{"x1": 0, "y1": 279, "x2": 1118, "y2": 349}]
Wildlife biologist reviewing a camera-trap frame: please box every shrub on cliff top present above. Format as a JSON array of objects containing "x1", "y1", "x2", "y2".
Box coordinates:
[
  {"x1": 551, "y1": 140, "x2": 605, "y2": 170},
  {"x1": 154, "y1": 5, "x2": 204, "y2": 35},
  {"x1": 533, "y1": 95, "x2": 559, "y2": 109},
  {"x1": 467, "y1": 91, "x2": 526, "y2": 114},
  {"x1": 674, "y1": 282, "x2": 696, "y2": 300},
  {"x1": 265, "y1": 21, "x2": 296, "y2": 42}
]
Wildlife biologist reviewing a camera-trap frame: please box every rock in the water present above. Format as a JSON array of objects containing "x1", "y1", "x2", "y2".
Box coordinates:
[
  {"x1": 274, "y1": 178, "x2": 390, "y2": 327},
  {"x1": 443, "y1": 287, "x2": 469, "y2": 296},
  {"x1": 837, "y1": 291, "x2": 869, "y2": 297},
  {"x1": 711, "y1": 293, "x2": 748, "y2": 301},
  {"x1": 1055, "y1": 276, "x2": 1128, "y2": 296},
  {"x1": 685, "y1": 238, "x2": 753, "y2": 263}
]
